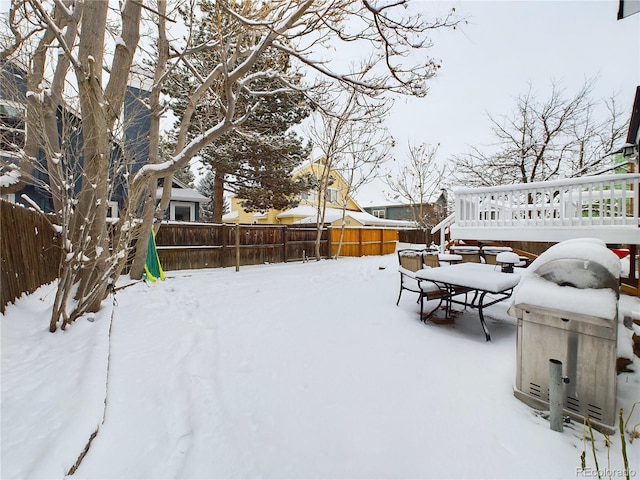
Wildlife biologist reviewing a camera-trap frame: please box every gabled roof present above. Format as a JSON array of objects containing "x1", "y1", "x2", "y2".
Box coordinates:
[
  {"x1": 276, "y1": 205, "x2": 322, "y2": 219},
  {"x1": 617, "y1": 0, "x2": 640, "y2": 19},
  {"x1": 156, "y1": 177, "x2": 207, "y2": 202},
  {"x1": 626, "y1": 86, "x2": 640, "y2": 147},
  {"x1": 292, "y1": 157, "x2": 367, "y2": 212},
  {"x1": 284, "y1": 206, "x2": 415, "y2": 228}
]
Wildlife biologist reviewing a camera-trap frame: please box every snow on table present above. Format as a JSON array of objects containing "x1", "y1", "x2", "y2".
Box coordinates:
[{"x1": 415, "y1": 262, "x2": 521, "y2": 293}]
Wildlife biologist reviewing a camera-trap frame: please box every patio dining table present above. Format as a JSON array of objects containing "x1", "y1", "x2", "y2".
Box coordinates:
[{"x1": 415, "y1": 263, "x2": 522, "y2": 341}]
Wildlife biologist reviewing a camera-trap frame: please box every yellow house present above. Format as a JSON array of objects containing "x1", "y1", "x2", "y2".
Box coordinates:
[{"x1": 223, "y1": 158, "x2": 371, "y2": 226}]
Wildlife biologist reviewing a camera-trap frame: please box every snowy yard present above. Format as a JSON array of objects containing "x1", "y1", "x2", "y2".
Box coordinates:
[{"x1": 2, "y1": 252, "x2": 639, "y2": 479}]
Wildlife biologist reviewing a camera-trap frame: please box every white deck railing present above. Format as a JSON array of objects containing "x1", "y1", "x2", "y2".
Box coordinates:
[{"x1": 450, "y1": 173, "x2": 640, "y2": 244}]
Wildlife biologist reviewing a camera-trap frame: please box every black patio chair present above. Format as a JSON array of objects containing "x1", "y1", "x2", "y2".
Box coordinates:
[{"x1": 396, "y1": 249, "x2": 443, "y2": 317}]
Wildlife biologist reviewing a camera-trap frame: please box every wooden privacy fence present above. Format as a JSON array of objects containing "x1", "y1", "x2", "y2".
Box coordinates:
[
  {"x1": 398, "y1": 229, "x2": 435, "y2": 246},
  {"x1": 154, "y1": 223, "x2": 400, "y2": 271},
  {"x1": 155, "y1": 224, "x2": 329, "y2": 271},
  {"x1": 330, "y1": 227, "x2": 398, "y2": 257},
  {"x1": 1, "y1": 200, "x2": 61, "y2": 313},
  {"x1": 1, "y1": 206, "x2": 402, "y2": 311}
]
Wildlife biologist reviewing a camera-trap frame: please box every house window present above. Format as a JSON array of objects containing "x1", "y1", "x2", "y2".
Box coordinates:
[
  {"x1": 107, "y1": 201, "x2": 118, "y2": 219},
  {"x1": 327, "y1": 188, "x2": 339, "y2": 204},
  {"x1": 1, "y1": 193, "x2": 16, "y2": 203},
  {"x1": 171, "y1": 201, "x2": 194, "y2": 221},
  {"x1": 372, "y1": 209, "x2": 386, "y2": 219},
  {"x1": 301, "y1": 190, "x2": 318, "y2": 203}
]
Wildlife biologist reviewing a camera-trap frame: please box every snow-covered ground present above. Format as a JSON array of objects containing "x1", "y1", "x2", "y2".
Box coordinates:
[{"x1": 2, "y1": 251, "x2": 639, "y2": 479}]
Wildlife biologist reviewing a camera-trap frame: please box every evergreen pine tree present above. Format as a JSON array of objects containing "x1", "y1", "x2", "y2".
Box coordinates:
[
  {"x1": 196, "y1": 170, "x2": 215, "y2": 222},
  {"x1": 174, "y1": 165, "x2": 196, "y2": 189},
  {"x1": 164, "y1": 1, "x2": 313, "y2": 222}
]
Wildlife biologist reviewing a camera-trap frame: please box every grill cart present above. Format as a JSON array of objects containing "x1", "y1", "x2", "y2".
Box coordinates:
[{"x1": 509, "y1": 239, "x2": 621, "y2": 432}]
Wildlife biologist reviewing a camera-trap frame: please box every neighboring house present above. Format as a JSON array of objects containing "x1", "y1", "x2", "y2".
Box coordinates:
[
  {"x1": 363, "y1": 190, "x2": 448, "y2": 226},
  {"x1": 620, "y1": 85, "x2": 640, "y2": 167},
  {"x1": 1, "y1": 61, "x2": 56, "y2": 212},
  {"x1": 157, "y1": 177, "x2": 208, "y2": 222},
  {"x1": 608, "y1": 86, "x2": 639, "y2": 174},
  {"x1": 0, "y1": 61, "x2": 203, "y2": 221},
  {"x1": 223, "y1": 158, "x2": 415, "y2": 228}
]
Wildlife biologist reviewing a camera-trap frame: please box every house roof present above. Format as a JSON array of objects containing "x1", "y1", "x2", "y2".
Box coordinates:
[
  {"x1": 156, "y1": 178, "x2": 207, "y2": 202},
  {"x1": 275, "y1": 205, "x2": 323, "y2": 219},
  {"x1": 287, "y1": 206, "x2": 415, "y2": 228},
  {"x1": 222, "y1": 210, "x2": 239, "y2": 220},
  {"x1": 156, "y1": 187, "x2": 208, "y2": 202},
  {"x1": 361, "y1": 190, "x2": 448, "y2": 210},
  {"x1": 223, "y1": 202, "x2": 414, "y2": 227},
  {"x1": 626, "y1": 85, "x2": 640, "y2": 147}
]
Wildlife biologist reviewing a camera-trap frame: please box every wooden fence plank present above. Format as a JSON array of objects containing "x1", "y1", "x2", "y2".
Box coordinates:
[{"x1": 1, "y1": 200, "x2": 61, "y2": 313}]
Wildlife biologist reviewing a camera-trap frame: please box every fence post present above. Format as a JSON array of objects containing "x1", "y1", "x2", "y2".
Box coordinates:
[
  {"x1": 235, "y1": 224, "x2": 240, "y2": 272},
  {"x1": 358, "y1": 227, "x2": 363, "y2": 257},
  {"x1": 221, "y1": 224, "x2": 227, "y2": 268},
  {"x1": 283, "y1": 225, "x2": 288, "y2": 263},
  {"x1": 380, "y1": 228, "x2": 384, "y2": 255}
]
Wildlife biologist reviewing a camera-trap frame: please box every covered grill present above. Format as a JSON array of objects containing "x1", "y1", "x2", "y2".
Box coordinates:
[{"x1": 509, "y1": 238, "x2": 621, "y2": 432}]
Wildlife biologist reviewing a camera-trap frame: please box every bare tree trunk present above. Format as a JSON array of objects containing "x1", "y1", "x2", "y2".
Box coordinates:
[
  {"x1": 314, "y1": 193, "x2": 328, "y2": 261},
  {"x1": 212, "y1": 170, "x2": 225, "y2": 223},
  {"x1": 47, "y1": 0, "x2": 110, "y2": 329},
  {"x1": 48, "y1": 0, "x2": 142, "y2": 330},
  {"x1": 129, "y1": 187, "x2": 156, "y2": 280},
  {"x1": 129, "y1": 0, "x2": 167, "y2": 280},
  {"x1": 334, "y1": 211, "x2": 347, "y2": 259},
  {"x1": 69, "y1": 0, "x2": 109, "y2": 308}
]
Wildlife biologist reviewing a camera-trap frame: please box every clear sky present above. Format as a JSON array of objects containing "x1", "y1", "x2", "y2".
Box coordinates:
[{"x1": 356, "y1": 0, "x2": 640, "y2": 206}]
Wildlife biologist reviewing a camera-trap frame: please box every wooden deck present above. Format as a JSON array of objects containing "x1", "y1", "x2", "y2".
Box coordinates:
[
  {"x1": 432, "y1": 173, "x2": 640, "y2": 296},
  {"x1": 451, "y1": 173, "x2": 639, "y2": 244}
]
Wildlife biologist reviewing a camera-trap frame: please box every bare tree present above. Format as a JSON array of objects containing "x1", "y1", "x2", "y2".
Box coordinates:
[
  {"x1": 0, "y1": 0, "x2": 146, "y2": 331},
  {"x1": 1, "y1": 0, "x2": 461, "y2": 331},
  {"x1": 306, "y1": 82, "x2": 393, "y2": 259},
  {"x1": 385, "y1": 142, "x2": 448, "y2": 236},
  {"x1": 451, "y1": 79, "x2": 629, "y2": 187},
  {"x1": 333, "y1": 114, "x2": 394, "y2": 258},
  {"x1": 305, "y1": 86, "x2": 359, "y2": 260}
]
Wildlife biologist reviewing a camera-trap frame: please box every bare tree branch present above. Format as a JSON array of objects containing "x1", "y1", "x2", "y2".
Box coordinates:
[{"x1": 452, "y1": 79, "x2": 628, "y2": 187}]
